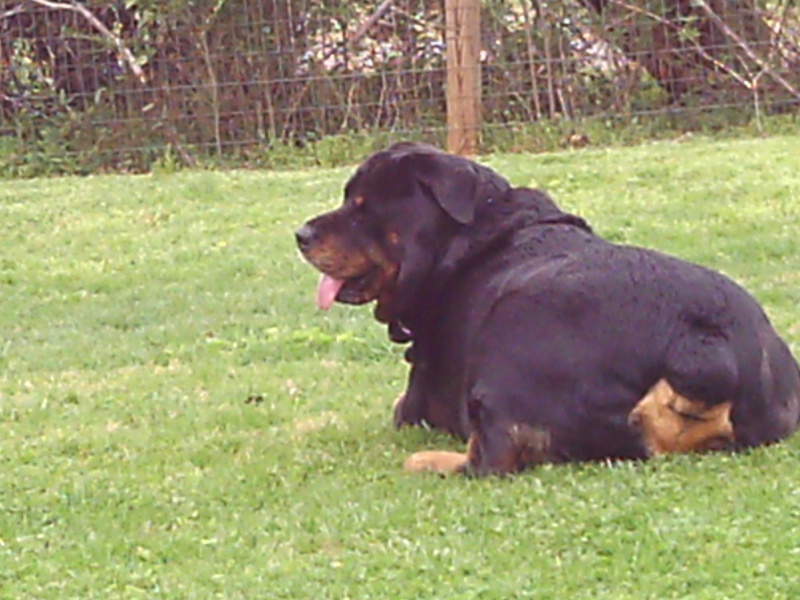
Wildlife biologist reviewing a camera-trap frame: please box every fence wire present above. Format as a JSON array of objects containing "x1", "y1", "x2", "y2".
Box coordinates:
[{"x1": 1, "y1": 0, "x2": 798, "y2": 174}]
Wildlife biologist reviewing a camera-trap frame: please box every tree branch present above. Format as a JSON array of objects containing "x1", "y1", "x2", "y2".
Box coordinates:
[
  {"x1": 349, "y1": 0, "x2": 394, "y2": 47},
  {"x1": 609, "y1": 0, "x2": 756, "y2": 92},
  {"x1": 1, "y1": 5, "x2": 26, "y2": 20},
  {"x1": 692, "y1": 0, "x2": 800, "y2": 100},
  {"x1": 25, "y1": 0, "x2": 146, "y2": 84}
]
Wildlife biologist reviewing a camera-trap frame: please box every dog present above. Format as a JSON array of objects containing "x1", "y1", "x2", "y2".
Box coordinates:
[{"x1": 296, "y1": 142, "x2": 800, "y2": 476}]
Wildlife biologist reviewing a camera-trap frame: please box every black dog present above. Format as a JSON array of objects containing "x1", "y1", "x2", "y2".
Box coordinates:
[{"x1": 296, "y1": 142, "x2": 800, "y2": 476}]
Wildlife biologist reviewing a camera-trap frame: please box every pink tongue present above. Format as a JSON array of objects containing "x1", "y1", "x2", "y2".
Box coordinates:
[{"x1": 316, "y1": 274, "x2": 346, "y2": 310}]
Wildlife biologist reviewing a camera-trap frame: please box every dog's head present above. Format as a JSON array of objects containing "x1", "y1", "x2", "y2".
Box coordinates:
[{"x1": 295, "y1": 142, "x2": 511, "y2": 322}]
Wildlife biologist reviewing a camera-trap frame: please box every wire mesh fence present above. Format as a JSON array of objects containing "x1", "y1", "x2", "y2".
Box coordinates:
[{"x1": 1, "y1": 0, "x2": 798, "y2": 175}]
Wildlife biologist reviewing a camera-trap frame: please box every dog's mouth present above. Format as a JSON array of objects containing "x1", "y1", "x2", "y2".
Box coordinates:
[
  {"x1": 316, "y1": 266, "x2": 389, "y2": 309},
  {"x1": 297, "y1": 219, "x2": 401, "y2": 315},
  {"x1": 312, "y1": 253, "x2": 400, "y2": 315}
]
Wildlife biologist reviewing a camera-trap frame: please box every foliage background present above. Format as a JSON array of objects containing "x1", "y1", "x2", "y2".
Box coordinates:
[{"x1": 1, "y1": 0, "x2": 799, "y2": 176}]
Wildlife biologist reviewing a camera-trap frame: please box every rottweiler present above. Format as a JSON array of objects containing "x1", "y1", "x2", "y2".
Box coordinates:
[{"x1": 295, "y1": 142, "x2": 800, "y2": 476}]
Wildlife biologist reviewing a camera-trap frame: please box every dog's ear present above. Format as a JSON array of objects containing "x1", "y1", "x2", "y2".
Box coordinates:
[
  {"x1": 409, "y1": 153, "x2": 509, "y2": 225},
  {"x1": 416, "y1": 158, "x2": 478, "y2": 224}
]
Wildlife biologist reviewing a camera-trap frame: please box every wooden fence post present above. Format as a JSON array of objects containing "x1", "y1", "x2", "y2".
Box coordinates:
[{"x1": 445, "y1": 0, "x2": 482, "y2": 156}]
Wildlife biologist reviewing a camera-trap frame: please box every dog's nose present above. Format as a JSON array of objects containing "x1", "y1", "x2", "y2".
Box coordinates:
[{"x1": 295, "y1": 224, "x2": 316, "y2": 251}]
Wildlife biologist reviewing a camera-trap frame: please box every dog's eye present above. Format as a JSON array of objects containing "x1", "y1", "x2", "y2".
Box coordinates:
[
  {"x1": 351, "y1": 196, "x2": 368, "y2": 210},
  {"x1": 347, "y1": 197, "x2": 371, "y2": 218}
]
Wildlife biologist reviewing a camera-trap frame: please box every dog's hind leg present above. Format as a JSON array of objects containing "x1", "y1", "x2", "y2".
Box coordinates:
[
  {"x1": 628, "y1": 379, "x2": 734, "y2": 456},
  {"x1": 663, "y1": 329, "x2": 739, "y2": 408}
]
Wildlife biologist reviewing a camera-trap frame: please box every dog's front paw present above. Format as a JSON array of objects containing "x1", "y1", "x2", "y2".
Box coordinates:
[
  {"x1": 394, "y1": 392, "x2": 418, "y2": 429},
  {"x1": 403, "y1": 451, "x2": 468, "y2": 474}
]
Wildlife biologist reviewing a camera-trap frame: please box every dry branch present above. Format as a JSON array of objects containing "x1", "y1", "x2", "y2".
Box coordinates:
[
  {"x1": 282, "y1": 1, "x2": 396, "y2": 139},
  {"x1": 349, "y1": 0, "x2": 395, "y2": 47},
  {"x1": 1, "y1": 5, "x2": 26, "y2": 20},
  {"x1": 23, "y1": 0, "x2": 201, "y2": 166},
  {"x1": 692, "y1": 0, "x2": 800, "y2": 100},
  {"x1": 608, "y1": 0, "x2": 800, "y2": 101},
  {"x1": 25, "y1": 0, "x2": 146, "y2": 84},
  {"x1": 609, "y1": 0, "x2": 755, "y2": 92}
]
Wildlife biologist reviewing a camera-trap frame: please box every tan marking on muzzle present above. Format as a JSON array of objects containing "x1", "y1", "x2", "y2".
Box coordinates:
[{"x1": 301, "y1": 233, "x2": 375, "y2": 279}]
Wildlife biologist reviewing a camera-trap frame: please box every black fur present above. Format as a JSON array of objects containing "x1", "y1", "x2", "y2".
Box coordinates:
[{"x1": 297, "y1": 142, "x2": 800, "y2": 475}]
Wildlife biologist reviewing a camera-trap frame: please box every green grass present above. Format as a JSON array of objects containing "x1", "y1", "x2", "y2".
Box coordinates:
[{"x1": 2, "y1": 135, "x2": 800, "y2": 599}]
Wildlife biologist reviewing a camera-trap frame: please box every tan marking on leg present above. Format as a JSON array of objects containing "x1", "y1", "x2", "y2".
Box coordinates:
[
  {"x1": 403, "y1": 451, "x2": 468, "y2": 474},
  {"x1": 629, "y1": 379, "x2": 734, "y2": 456}
]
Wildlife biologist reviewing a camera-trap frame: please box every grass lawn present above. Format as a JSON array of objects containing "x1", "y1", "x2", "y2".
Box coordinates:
[{"x1": 2, "y1": 134, "x2": 800, "y2": 599}]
